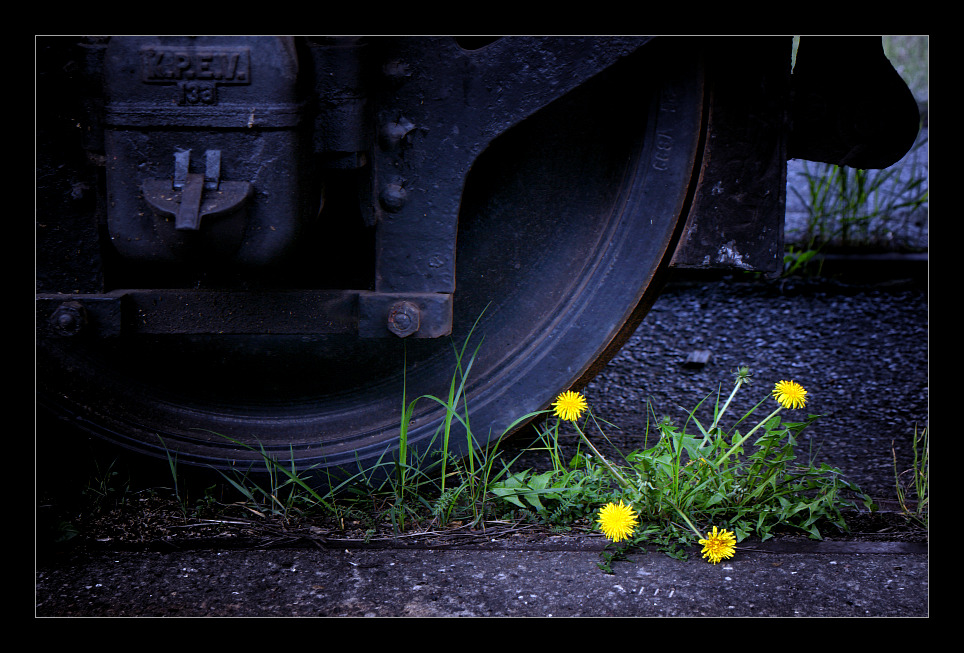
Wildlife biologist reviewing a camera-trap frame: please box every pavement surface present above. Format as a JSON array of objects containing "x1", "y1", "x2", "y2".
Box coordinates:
[{"x1": 36, "y1": 538, "x2": 926, "y2": 617}]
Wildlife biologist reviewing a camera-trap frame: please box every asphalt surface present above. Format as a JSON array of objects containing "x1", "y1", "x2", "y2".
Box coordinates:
[
  {"x1": 36, "y1": 541, "x2": 926, "y2": 617},
  {"x1": 35, "y1": 262, "x2": 929, "y2": 618}
]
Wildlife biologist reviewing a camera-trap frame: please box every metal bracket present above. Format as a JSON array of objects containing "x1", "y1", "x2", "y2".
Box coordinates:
[
  {"x1": 141, "y1": 149, "x2": 252, "y2": 230},
  {"x1": 36, "y1": 290, "x2": 452, "y2": 338},
  {"x1": 369, "y1": 37, "x2": 653, "y2": 296}
]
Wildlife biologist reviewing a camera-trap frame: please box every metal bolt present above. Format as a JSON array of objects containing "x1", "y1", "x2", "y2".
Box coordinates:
[
  {"x1": 51, "y1": 302, "x2": 87, "y2": 336},
  {"x1": 379, "y1": 182, "x2": 408, "y2": 212},
  {"x1": 387, "y1": 301, "x2": 420, "y2": 337}
]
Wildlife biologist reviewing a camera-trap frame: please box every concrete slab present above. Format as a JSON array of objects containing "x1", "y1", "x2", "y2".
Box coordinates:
[{"x1": 36, "y1": 538, "x2": 927, "y2": 617}]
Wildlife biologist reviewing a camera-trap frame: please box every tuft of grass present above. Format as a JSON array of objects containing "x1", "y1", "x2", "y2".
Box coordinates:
[
  {"x1": 197, "y1": 313, "x2": 542, "y2": 536},
  {"x1": 785, "y1": 35, "x2": 928, "y2": 276},
  {"x1": 893, "y1": 424, "x2": 928, "y2": 527},
  {"x1": 82, "y1": 455, "x2": 132, "y2": 511},
  {"x1": 785, "y1": 139, "x2": 928, "y2": 277},
  {"x1": 67, "y1": 339, "x2": 883, "y2": 567}
]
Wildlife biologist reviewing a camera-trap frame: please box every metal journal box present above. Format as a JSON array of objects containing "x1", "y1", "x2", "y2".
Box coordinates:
[{"x1": 102, "y1": 36, "x2": 312, "y2": 268}]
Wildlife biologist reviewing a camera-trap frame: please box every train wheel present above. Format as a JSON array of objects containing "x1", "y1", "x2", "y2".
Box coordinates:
[{"x1": 37, "y1": 42, "x2": 707, "y2": 481}]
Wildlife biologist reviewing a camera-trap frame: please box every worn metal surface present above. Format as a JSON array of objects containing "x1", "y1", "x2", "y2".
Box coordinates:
[
  {"x1": 102, "y1": 37, "x2": 310, "y2": 269},
  {"x1": 366, "y1": 37, "x2": 653, "y2": 296},
  {"x1": 36, "y1": 290, "x2": 452, "y2": 338},
  {"x1": 670, "y1": 37, "x2": 789, "y2": 273},
  {"x1": 37, "y1": 38, "x2": 707, "y2": 475},
  {"x1": 35, "y1": 36, "x2": 922, "y2": 479}
]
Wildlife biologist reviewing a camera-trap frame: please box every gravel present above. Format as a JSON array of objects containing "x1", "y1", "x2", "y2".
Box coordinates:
[{"x1": 566, "y1": 272, "x2": 929, "y2": 502}]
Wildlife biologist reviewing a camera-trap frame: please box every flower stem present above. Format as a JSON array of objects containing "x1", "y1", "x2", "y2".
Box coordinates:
[
  {"x1": 665, "y1": 498, "x2": 704, "y2": 540},
  {"x1": 714, "y1": 406, "x2": 783, "y2": 467},
  {"x1": 710, "y1": 377, "x2": 745, "y2": 433},
  {"x1": 573, "y1": 421, "x2": 631, "y2": 489}
]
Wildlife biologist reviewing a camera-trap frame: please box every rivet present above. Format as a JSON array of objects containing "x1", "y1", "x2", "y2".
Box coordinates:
[
  {"x1": 380, "y1": 183, "x2": 408, "y2": 212},
  {"x1": 381, "y1": 117, "x2": 416, "y2": 150}
]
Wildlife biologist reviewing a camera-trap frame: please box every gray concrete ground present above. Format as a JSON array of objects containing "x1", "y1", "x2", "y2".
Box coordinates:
[{"x1": 36, "y1": 540, "x2": 927, "y2": 617}]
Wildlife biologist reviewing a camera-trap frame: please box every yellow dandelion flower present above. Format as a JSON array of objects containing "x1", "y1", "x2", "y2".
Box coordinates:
[
  {"x1": 553, "y1": 390, "x2": 588, "y2": 422},
  {"x1": 597, "y1": 500, "x2": 638, "y2": 543},
  {"x1": 772, "y1": 379, "x2": 807, "y2": 410},
  {"x1": 699, "y1": 526, "x2": 737, "y2": 564}
]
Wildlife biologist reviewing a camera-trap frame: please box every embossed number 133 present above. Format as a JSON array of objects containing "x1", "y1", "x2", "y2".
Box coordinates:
[{"x1": 178, "y1": 81, "x2": 217, "y2": 106}]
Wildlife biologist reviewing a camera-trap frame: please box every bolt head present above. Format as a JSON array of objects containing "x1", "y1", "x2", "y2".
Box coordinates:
[
  {"x1": 51, "y1": 302, "x2": 86, "y2": 336},
  {"x1": 387, "y1": 301, "x2": 420, "y2": 337}
]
